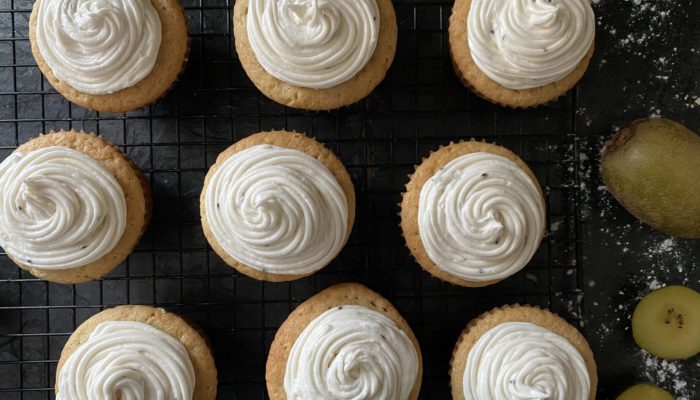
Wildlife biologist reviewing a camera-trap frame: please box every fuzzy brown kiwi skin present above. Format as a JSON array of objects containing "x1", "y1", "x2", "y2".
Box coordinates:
[{"x1": 601, "y1": 118, "x2": 700, "y2": 238}]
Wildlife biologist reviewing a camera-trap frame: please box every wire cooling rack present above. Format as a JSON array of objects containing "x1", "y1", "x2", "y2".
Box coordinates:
[{"x1": 0, "y1": 1, "x2": 587, "y2": 398}]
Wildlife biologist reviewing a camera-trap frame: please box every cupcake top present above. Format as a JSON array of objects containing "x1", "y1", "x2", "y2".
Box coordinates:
[
  {"x1": 203, "y1": 144, "x2": 348, "y2": 276},
  {"x1": 57, "y1": 320, "x2": 196, "y2": 400},
  {"x1": 246, "y1": 0, "x2": 380, "y2": 89},
  {"x1": 418, "y1": 151, "x2": 545, "y2": 282},
  {"x1": 0, "y1": 146, "x2": 127, "y2": 270},
  {"x1": 463, "y1": 321, "x2": 590, "y2": 400},
  {"x1": 467, "y1": 0, "x2": 595, "y2": 89},
  {"x1": 34, "y1": 0, "x2": 162, "y2": 95},
  {"x1": 284, "y1": 305, "x2": 419, "y2": 400}
]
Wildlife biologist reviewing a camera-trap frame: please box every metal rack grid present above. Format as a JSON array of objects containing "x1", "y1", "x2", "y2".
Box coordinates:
[{"x1": 0, "y1": 0, "x2": 585, "y2": 398}]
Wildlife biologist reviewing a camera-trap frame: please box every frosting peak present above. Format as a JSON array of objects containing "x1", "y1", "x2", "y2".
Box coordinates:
[
  {"x1": 527, "y1": 1, "x2": 559, "y2": 27},
  {"x1": 467, "y1": 0, "x2": 595, "y2": 89},
  {"x1": 35, "y1": 0, "x2": 162, "y2": 94},
  {"x1": 0, "y1": 146, "x2": 127, "y2": 270},
  {"x1": 246, "y1": 0, "x2": 380, "y2": 89}
]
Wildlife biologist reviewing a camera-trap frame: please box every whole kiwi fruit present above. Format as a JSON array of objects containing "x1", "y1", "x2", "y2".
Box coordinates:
[{"x1": 601, "y1": 118, "x2": 700, "y2": 238}]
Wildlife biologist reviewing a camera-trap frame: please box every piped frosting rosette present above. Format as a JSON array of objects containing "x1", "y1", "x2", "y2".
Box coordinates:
[
  {"x1": 0, "y1": 146, "x2": 127, "y2": 270},
  {"x1": 284, "y1": 305, "x2": 419, "y2": 400},
  {"x1": 467, "y1": 0, "x2": 595, "y2": 89},
  {"x1": 246, "y1": 0, "x2": 380, "y2": 89},
  {"x1": 418, "y1": 151, "x2": 545, "y2": 282},
  {"x1": 204, "y1": 144, "x2": 348, "y2": 276},
  {"x1": 56, "y1": 321, "x2": 196, "y2": 400},
  {"x1": 34, "y1": 0, "x2": 162, "y2": 94},
  {"x1": 463, "y1": 322, "x2": 590, "y2": 400}
]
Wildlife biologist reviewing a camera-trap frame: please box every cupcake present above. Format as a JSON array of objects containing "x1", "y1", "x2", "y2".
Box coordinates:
[
  {"x1": 449, "y1": 0, "x2": 595, "y2": 107},
  {"x1": 450, "y1": 305, "x2": 597, "y2": 400},
  {"x1": 200, "y1": 131, "x2": 355, "y2": 282},
  {"x1": 29, "y1": 0, "x2": 189, "y2": 113},
  {"x1": 266, "y1": 283, "x2": 422, "y2": 400},
  {"x1": 56, "y1": 305, "x2": 217, "y2": 400},
  {"x1": 233, "y1": 0, "x2": 397, "y2": 110},
  {"x1": 0, "y1": 130, "x2": 151, "y2": 284},
  {"x1": 400, "y1": 140, "x2": 546, "y2": 287}
]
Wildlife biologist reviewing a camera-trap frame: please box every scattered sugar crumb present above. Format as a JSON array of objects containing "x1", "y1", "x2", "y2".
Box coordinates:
[
  {"x1": 526, "y1": 273, "x2": 539, "y2": 283},
  {"x1": 550, "y1": 220, "x2": 563, "y2": 233},
  {"x1": 647, "y1": 278, "x2": 663, "y2": 291}
]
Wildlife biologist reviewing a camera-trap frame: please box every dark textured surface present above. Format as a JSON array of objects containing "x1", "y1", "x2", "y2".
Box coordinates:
[{"x1": 0, "y1": 0, "x2": 697, "y2": 399}]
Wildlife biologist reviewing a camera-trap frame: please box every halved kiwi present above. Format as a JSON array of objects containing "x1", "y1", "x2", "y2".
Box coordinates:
[
  {"x1": 616, "y1": 383, "x2": 674, "y2": 400},
  {"x1": 631, "y1": 285, "x2": 700, "y2": 359}
]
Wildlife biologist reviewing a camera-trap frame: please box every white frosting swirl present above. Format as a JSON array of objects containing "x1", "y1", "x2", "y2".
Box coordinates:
[
  {"x1": 463, "y1": 322, "x2": 590, "y2": 400},
  {"x1": 57, "y1": 321, "x2": 196, "y2": 400},
  {"x1": 285, "y1": 305, "x2": 419, "y2": 400},
  {"x1": 0, "y1": 147, "x2": 127, "y2": 270},
  {"x1": 247, "y1": 0, "x2": 380, "y2": 89},
  {"x1": 204, "y1": 144, "x2": 348, "y2": 275},
  {"x1": 35, "y1": 0, "x2": 162, "y2": 94},
  {"x1": 467, "y1": 0, "x2": 595, "y2": 89},
  {"x1": 418, "y1": 152, "x2": 545, "y2": 282}
]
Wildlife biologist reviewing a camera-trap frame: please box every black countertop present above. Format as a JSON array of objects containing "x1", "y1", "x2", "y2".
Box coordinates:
[{"x1": 0, "y1": 0, "x2": 697, "y2": 398}]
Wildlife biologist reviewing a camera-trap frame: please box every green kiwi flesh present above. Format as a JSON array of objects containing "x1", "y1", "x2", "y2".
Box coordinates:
[
  {"x1": 616, "y1": 383, "x2": 674, "y2": 400},
  {"x1": 631, "y1": 285, "x2": 700, "y2": 360}
]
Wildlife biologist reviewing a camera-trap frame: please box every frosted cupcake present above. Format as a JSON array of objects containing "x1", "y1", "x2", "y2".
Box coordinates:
[
  {"x1": 266, "y1": 283, "x2": 423, "y2": 399},
  {"x1": 29, "y1": 0, "x2": 189, "y2": 112},
  {"x1": 56, "y1": 305, "x2": 217, "y2": 399},
  {"x1": 201, "y1": 131, "x2": 355, "y2": 282},
  {"x1": 449, "y1": 0, "x2": 595, "y2": 107},
  {"x1": 400, "y1": 141, "x2": 546, "y2": 287},
  {"x1": 0, "y1": 131, "x2": 151, "y2": 284},
  {"x1": 450, "y1": 305, "x2": 597, "y2": 400},
  {"x1": 233, "y1": 0, "x2": 398, "y2": 110}
]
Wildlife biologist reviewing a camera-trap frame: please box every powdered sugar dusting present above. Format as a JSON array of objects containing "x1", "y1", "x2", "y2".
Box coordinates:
[
  {"x1": 581, "y1": 0, "x2": 700, "y2": 124},
  {"x1": 640, "y1": 352, "x2": 693, "y2": 400}
]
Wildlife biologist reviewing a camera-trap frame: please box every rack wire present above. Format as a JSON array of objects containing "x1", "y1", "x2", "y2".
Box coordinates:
[{"x1": 0, "y1": 1, "x2": 584, "y2": 398}]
